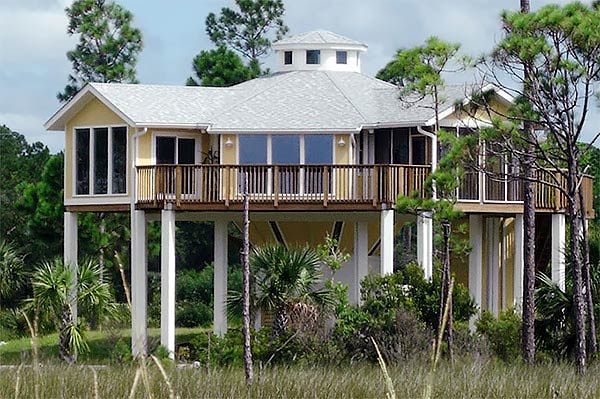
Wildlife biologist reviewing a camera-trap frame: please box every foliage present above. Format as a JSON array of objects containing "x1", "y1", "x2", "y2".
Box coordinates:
[
  {"x1": 28, "y1": 258, "x2": 116, "y2": 362},
  {"x1": 317, "y1": 234, "x2": 351, "y2": 274},
  {"x1": 58, "y1": 0, "x2": 143, "y2": 101},
  {"x1": 186, "y1": 45, "x2": 256, "y2": 87},
  {"x1": 0, "y1": 126, "x2": 50, "y2": 247},
  {"x1": 476, "y1": 309, "x2": 522, "y2": 362},
  {"x1": 229, "y1": 244, "x2": 334, "y2": 336},
  {"x1": 0, "y1": 241, "x2": 27, "y2": 306},
  {"x1": 205, "y1": 0, "x2": 288, "y2": 62},
  {"x1": 15, "y1": 154, "x2": 65, "y2": 265}
]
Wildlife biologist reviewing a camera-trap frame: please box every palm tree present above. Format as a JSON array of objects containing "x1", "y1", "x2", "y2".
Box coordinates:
[
  {"x1": 29, "y1": 258, "x2": 114, "y2": 363},
  {"x1": 230, "y1": 244, "x2": 334, "y2": 337}
]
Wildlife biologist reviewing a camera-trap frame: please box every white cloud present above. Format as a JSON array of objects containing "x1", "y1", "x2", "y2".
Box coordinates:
[{"x1": 0, "y1": 112, "x2": 63, "y2": 152}]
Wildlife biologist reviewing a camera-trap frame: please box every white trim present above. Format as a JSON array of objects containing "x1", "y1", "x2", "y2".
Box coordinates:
[
  {"x1": 65, "y1": 196, "x2": 130, "y2": 206},
  {"x1": 72, "y1": 124, "x2": 129, "y2": 197},
  {"x1": 207, "y1": 127, "x2": 359, "y2": 135}
]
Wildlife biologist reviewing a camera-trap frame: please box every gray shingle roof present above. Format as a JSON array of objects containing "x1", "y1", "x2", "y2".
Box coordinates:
[
  {"x1": 272, "y1": 30, "x2": 366, "y2": 48},
  {"x1": 47, "y1": 72, "x2": 482, "y2": 131}
]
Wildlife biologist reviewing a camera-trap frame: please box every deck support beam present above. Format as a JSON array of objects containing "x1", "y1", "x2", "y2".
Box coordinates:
[
  {"x1": 380, "y1": 208, "x2": 394, "y2": 275},
  {"x1": 214, "y1": 220, "x2": 228, "y2": 336},
  {"x1": 131, "y1": 209, "x2": 148, "y2": 357},
  {"x1": 64, "y1": 211, "x2": 78, "y2": 325},
  {"x1": 469, "y1": 214, "x2": 483, "y2": 328},
  {"x1": 551, "y1": 213, "x2": 566, "y2": 291},
  {"x1": 417, "y1": 211, "x2": 433, "y2": 280},
  {"x1": 353, "y1": 221, "x2": 369, "y2": 304},
  {"x1": 160, "y1": 208, "x2": 176, "y2": 358},
  {"x1": 513, "y1": 214, "x2": 524, "y2": 309}
]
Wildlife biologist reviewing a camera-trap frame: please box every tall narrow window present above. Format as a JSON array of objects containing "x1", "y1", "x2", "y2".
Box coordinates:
[
  {"x1": 93, "y1": 128, "x2": 108, "y2": 194},
  {"x1": 306, "y1": 50, "x2": 320, "y2": 65},
  {"x1": 76, "y1": 128, "x2": 90, "y2": 195},
  {"x1": 375, "y1": 129, "x2": 391, "y2": 164},
  {"x1": 284, "y1": 51, "x2": 293, "y2": 65},
  {"x1": 156, "y1": 137, "x2": 176, "y2": 164},
  {"x1": 305, "y1": 135, "x2": 333, "y2": 164},
  {"x1": 178, "y1": 138, "x2": 195, "y2": 164},
  {"x1": 336, "y1": 51, "x2": 347, "y2": 64},
  {"x1": 273, "y1": 135, "x2": 300, "y2": 194},
  {"x1": 112, "y1": 127, "x2": 127, "y2": 194},
  {"x1": 392, "y1": 128, "x2": 409, "y2": 164}
]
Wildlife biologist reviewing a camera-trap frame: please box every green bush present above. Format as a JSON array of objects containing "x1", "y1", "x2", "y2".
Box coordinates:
[
  {"x1": 475, "y1": 309, "x2": 521, "y2": 362},
  {"x1": 176, "y1": 301, "x2": 212, "y2": 328}
]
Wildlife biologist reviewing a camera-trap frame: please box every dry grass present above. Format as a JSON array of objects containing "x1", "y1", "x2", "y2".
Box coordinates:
[{"x1": 1, "y1": 358, "x2": 599, "y2": 398}]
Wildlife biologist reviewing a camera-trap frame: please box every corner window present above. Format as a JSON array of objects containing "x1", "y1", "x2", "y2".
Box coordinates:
[
  {"x1": 336, "y1": 51, "x2": 347, "y2": 65},
  {"x1": 75, "y1": 126, "x2": 128, "y2": 195},
  {"x1": 284, "y1": 51, "x2": 293, "y2": 65},
  {"x1": 306, "y1": 50, "x2": 320, "y2": 65}
]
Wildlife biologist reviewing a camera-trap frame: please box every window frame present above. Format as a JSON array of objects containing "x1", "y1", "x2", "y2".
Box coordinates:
[
  {"x1": 235, "y1": 134, "x2": 335, "y2": 165},
  {"x1": 151, "y1": 131, "x2": 202, "y2": 165},
  {"x1": 306, "y1": 50, "x2": 321, "y2": 65},
  {"x1": 72, "y1": 124, "x2": 129, "y2": 197},
  {"x1": 336, "y1": 51, "x2": 347, "y2": 65}
]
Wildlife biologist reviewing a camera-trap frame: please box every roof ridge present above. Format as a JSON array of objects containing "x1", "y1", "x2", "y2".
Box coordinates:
[
  {"x1": 207, "y1": 71, "x2": 300, "y2": 121},
  {"x1": 91, "y1": 82, "x2": 238, "y2": 90},
  {"x1": 323, "y1": 71, "x2": 368, "y2": 123}
]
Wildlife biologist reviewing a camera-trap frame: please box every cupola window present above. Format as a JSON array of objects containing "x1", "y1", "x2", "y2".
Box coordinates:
[
  {"x1": 284, "y1": 51, "x2": 293, "y2": 65},
  {"x1": 306, "y1": 50, "x2": 320, "y2": 65},
  {"x1": 336, "y1": 51, "x2": 347, "y2": 64}
]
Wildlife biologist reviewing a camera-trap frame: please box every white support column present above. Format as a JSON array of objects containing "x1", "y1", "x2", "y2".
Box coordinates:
[
  {"x1": 214, "y1": 219, "x2": 228, "y2": 336},
  {"x1": 513, "y1": 214, "x2": 524, "y2": 310},
  {"x1": 160, "y1": 209, "x2": 176, "y2": 358},
  {"x1": 486, "y1": 217, "x2": 500, "y2": 317},
  {"x1": 468, "y1": 214, "x2": 483, "y2": 329},
  {"x1": 551, "y1": 213, "x2": 566, "y2": 291},
  {"x1": 380, "y1": 209, "x2": 394, "y2": 275},
  {"x1": 417, "y1": 212, "x2": 433, "y2": 280},
  {"x1": 64, "y1": 211, "x2": 78, "y2": 323},
  {"x1": 353, "y1": 221, "x2": 369, "y2": 304},
  {"x1": 131, "y1": 209, "x2": 147, "y2": 357}
]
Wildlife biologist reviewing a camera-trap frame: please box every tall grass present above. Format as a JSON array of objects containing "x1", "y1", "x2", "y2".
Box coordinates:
[{"x1": 1, "y1": 359, "x2": 599, "y2": 398}]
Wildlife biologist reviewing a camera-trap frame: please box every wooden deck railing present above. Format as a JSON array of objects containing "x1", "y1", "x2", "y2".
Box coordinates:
[{"x1": 136, "y1": 164, "x2": 431, "y2": 208}]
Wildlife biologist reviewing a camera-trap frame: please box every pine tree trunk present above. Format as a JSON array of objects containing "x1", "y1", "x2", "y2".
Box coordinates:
[
  {"x1": 438, "y1": 222, "x2": 453, "y2": 360},
  {"x1": 568, "y1": 167, "x2": 587, "y2": 373},
  {"x1": 59, "y1": 305, "x2": 75, "y2": 365},
  {"x1": 520, "y1": 0, "x2": 536, "y2": 366},
  {"x1": 579, "y1": 185, "x2": 597, "y2": 355},
  {"x1": 241, "y1": 173, "x2": 254, "y2": 386}
]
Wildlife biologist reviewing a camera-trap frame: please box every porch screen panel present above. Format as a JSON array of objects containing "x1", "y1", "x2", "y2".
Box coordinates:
[
  {"x1": 392, "y1": 128, "x2": 409, "y2": 164},
  {"x1": 93, "y1": 127, "x2": 108, "y2": 194},
  {"x1": 412, "y1": 136, "x2": 427, "y2": 165},
  {"x1": 375, "y1": 129, "x2": 391, "y2": 164},
  {"x1": 238, "y1": 135, "x2": 268, "y2": 194},
  {"x1": 272, "y1": 135, "x2": 300, "y2": 194},
  {"x1": 156, "y1": 137, "x2": 176, "y2": 164},
  {"x1": 112, "y1": 127, "x2": 127, "y2": 194},
  {"x1": 178, "y1": 138, "x2": 195, "y2": 164},
  {"x1": 75, "y1": 128, "x2": 90, "y2": 195},
  {"x1": 305, "y1": 135, "x2": 333, "y2": 194}
]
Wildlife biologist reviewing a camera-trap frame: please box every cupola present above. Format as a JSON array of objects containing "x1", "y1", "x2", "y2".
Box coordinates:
[{"x1": 272, "y1": 30, "x2": 368, "y2": 73}]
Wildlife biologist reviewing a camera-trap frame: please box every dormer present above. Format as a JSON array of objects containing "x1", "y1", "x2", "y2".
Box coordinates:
[{"x1": 272, "y1": 30, "x2": 368, "y2": 73}]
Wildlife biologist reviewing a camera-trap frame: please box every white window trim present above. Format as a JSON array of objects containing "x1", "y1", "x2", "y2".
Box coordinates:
[
  {"x1": 235, "y1": 134, "x2": 335, "y2": 166},
  {"x1": 73, "y1": 124, "x2": 129, "y2": 197},
  {"x1": 150, "y1": 131, "x2": 202, "y2": 165}
]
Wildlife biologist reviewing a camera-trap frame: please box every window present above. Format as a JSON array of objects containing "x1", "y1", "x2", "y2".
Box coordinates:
[
  {"x1": 284, "y1": 51, "x2": 293, "y2": 65},
  {"x1": 336, "y1": 51, "x2": 347, "y2": 64},
  {"x1": 306, "y1": 50, "x2": 320, "y2": 64},
  {"x1": 156, "y1": 136, "x2": 196, "y2": 164},
  {"x1": 272, "y1": 135, "x2": 300, "y2": 164},
  {"x1": 239, "y1": 135, "x2": 268, "y2": 164},
  {"x1": 305, "y1": 135, "x2": 333, "y2": 164},
  {"x1": 75, "y1": 126, "x2": 128, "y2": 195}
]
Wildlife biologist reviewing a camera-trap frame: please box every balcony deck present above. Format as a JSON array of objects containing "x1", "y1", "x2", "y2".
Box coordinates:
[{"x1": 134, "y1": 164, "x2": 594, "y2": 216}]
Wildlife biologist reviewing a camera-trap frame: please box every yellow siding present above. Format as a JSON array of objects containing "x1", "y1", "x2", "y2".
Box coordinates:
[
  {"x1": 249, "y1": 221, "x2": 275, "y2": 246},
  {"x1": 278, "y1": 222, "x2": 332, "y2": 246},
  {"x1": 504, "y1": 218, "x2": 515, "y2": 310},
  {"x1": 64, "y1": 98, "x2": 128, "y2": 199},
  {"x1": 221, "y1": 135, "x2": 237, "y2": 164},
  {"x1": 451, "y1": 217, "x2": 470, "y2": 287},
  {"x1": 137, "y1": 132, "x2": 152, "y2": 166},
  {"x1": 334, "y1": 134, "x2": 350, "y2": 164}
]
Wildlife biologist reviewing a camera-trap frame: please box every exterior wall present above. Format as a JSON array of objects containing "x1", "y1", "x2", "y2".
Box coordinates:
[
  {"x1": 277, "y1": 49, "x2": 362, "y2": 73},
  {"x1": 64, "y1": 98, "x2": 132, "y2": 204}
]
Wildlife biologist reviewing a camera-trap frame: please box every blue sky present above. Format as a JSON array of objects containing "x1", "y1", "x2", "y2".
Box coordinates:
[{"x1": 1, "y1": 0, "x2": 598, "y2": 152}]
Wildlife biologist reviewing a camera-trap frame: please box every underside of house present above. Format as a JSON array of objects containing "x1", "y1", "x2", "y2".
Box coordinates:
[{"x1": 46, "y1": 30, "x2": 594, "y2": 357}]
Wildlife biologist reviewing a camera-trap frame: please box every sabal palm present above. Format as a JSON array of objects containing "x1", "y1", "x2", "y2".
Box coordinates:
[
  {"x1": 230, "y1": 244, "x2": 333, "y2": 336},
  {"x1": 30, "y1": 258, "x2": 114, "y2": 363},
  {"x1": 0, "y1": 240, "x2": 27, "y2": 304}
]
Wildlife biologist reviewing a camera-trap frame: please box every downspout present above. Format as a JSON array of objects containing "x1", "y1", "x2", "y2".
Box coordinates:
[
  {"x1": 132, "y1": 127, "x2": 148, "y2": 206},
  {"x1": 417, "y1": 125, "x2": 437, "y2": 200}
]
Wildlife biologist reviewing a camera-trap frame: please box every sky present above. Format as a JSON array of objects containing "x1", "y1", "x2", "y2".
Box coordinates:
[{"x1": 1, "y1": 0, "x2": 598, "y2": 153}]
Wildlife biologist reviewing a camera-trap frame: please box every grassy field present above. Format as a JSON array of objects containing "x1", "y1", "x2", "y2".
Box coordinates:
[
  {"x1": 1, "y1": 358, "x2": 599, "y2": 398},
  {"x1": 0, "y1": 328, "x2": 204, "y2": 364}
]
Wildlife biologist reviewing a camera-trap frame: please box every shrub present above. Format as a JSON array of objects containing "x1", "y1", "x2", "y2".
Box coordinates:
[
  {"x1": 176, "y1": 301, "x2": 212, "y2": 327},
  {"x1": 475, "y1": 309, "x2": 521, "y2": 362}
]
